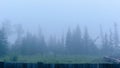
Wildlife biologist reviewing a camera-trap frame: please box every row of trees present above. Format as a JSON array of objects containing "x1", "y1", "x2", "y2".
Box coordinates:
[{"x1": 0, "y1": 22, "x2": 120, "y2": 57}]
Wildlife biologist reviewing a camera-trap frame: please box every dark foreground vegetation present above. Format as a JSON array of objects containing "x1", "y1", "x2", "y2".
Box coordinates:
[
  {"x1": 0, "y1": 62, "x2": 120, "y2": 68},
  {"x1": 0, "y1": 22, "x2": 120, "y2": 63}
]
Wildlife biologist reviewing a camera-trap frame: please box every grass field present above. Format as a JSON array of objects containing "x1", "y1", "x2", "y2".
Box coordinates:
[{"x1": 0, "y1": 55, "x2": 110, "y2": 64}]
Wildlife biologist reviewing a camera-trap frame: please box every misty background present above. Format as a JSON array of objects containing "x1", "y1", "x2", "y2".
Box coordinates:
[
  {"x1": 0, "y1": 0, "x2": 120, "y2": 40},
  {"x1": 0, "y1": 0, "x2": 120, "y2": 63}
]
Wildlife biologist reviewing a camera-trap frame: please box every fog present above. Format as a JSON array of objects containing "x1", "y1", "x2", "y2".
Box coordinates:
[
  {"x1": 1, "y1": 0, "x2": 120, "y2": 38},
  {"x1": 0, "y1": 0, "x2": 120, "y2": 63}
]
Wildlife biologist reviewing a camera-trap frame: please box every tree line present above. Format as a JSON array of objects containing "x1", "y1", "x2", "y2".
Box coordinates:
[{"x1": 0, "y1": 22, "x2": 120, "y2": 57}]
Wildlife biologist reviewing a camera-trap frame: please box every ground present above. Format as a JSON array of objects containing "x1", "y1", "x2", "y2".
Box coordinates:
[{"x1": 0, "y1": 55, "x2": 110, "y2": 64}]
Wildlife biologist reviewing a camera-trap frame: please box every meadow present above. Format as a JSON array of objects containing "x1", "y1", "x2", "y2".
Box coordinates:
[{"x1": 0, "y1": 55, "x2": 109, "y2": 64}]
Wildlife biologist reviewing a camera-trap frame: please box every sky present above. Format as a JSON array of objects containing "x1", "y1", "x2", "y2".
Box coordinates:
[{"x1": 0, "y1": 0, "x2": 120, "y2": 40}]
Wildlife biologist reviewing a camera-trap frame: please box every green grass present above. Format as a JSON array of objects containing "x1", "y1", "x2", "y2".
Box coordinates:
[{"x1": 0, "y1": 55, "x2": 109, "y2": 63}]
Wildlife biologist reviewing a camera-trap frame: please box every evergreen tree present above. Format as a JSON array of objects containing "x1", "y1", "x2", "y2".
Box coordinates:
[
  {"x1": 0, "y1": 27, "x2": 8, "y2": 56},
  {"x1": 102, "y1": 33, "x2": 110, "y2": 55},
  {"x1": 100, "y1": 25, "x2": 104, "y2": 46},
  {"x1": 12, "y1": 24, "x2": 24, "y2": 54},
  {"x1": 114, "y1": 23, "x2": 119, "y2": 47},
  {"x1": 47, "y1": 36, "x2": 57, "y2": 55},
  {"x1": 71, "y1": 25, "x2": 82, "y2": 54},
  {"x1": 83, "y1": 27, "x2": 97, "y2": 55},
  {"x1": 112, "y1": 23, "x2": 120, "y2": 56},
  {"x1": 37, "y1": 36, "x2": 47, "y2": 54},
  {"x1": 55, "y1": 36, "x2": 65, "y2": 55},
  {"x1": 65, "y1": 28, "x2": 72, "y2": 54},
  {"x1": 83, "y1": 27, "x2": 90, "y2": 54},
  {"x1": 20, "y1": 32, "x2": 39, "y2": 55},
  {"x1": 37, "y1": 27, "x2": 47, "y2": 54},
  {"x1": 109, "y1": 29, "x2": 114, "y2": 47}
]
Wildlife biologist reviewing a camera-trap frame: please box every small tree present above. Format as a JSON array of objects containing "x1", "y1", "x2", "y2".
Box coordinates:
[
  {"x1": 65, "y1": 28, "x2": 72, "y2": 54},
  {"x1": 0, "y1": 28, "x2": 8, "y2": 57}
]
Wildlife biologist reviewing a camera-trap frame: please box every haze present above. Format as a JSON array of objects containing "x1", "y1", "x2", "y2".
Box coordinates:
[
  {"x1": 0, "y1": 0, "x2": 120, "y2": 38},
  {"x1": 1, "y1": 0, "x2": 120, "y2": 64}
]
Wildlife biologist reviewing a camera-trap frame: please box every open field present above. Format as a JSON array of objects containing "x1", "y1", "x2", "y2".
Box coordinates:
[{"x1": 0, "y1": 55, "x2": 110, "y2": 64}]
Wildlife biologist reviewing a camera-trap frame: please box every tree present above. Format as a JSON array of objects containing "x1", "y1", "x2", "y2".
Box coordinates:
[
  {"x1": 112, "y1": 23, "x2": 120, "y2": 56},
  {"x1": 83, "y1": 27, "x2": 98, "y2": 55},
  {"x1": 12, "y1": 24, "x2": 24, "y2": 54},
  {"x1": 65, "y1": 28, "x2": 72, "y2": 54},
  {"x1": 0, "y1": 27, "x2": 8, "y2": 56},
  {"x1": 114, "y1": 23, "x2": 119, "y2": 47},
  {"x1": 100, "y1": 25, "x2": 104, "y2": 47},
  {"x1": 54, "y1": 36, "x2": 65, "y2": 55},
  {"x1": 71, "y1": 25, "x2": 82, "y2": 54},
  {"x1": 58, "y1": 35, "x2": 66, "y2": 54},
  {"x1": 109, "y1": 29, "x2": 114, "y2": 47},
  {"x1": 37, "y1": 27, "x2": 47, "y2": 54},
  {"x1": 101, "y1": 33, "x2": 110, "y2": 55},
  {"x1": 37, "y1": 36, "x2": 47, "y2": 54},
  {"x1": 47, "y1": 35, "x2": 58, "y2": 55},
  {"x1": 100, "y1": 29, "x2": 114, "y2": 55},
  {"x1": 20, "y1": 32, "x2": 39, "y2": 55},
  {"x1": 2, "y1": 20, "x2": 12, "y2": 36}
]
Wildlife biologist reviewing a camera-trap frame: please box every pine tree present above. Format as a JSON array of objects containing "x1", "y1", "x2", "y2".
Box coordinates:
[
  {"x1": 20, "y1": 32, "x2": 39, "y2": 55},
  {"x1": 83, "y1": 27, "x2": 97, "y2": 55},
  {"x1": 12, "y1": 24, "x2": 24, "y2": 55},
  {"x1": 114, "y1": 23, "x2": 119, "y2": 47},
  {"x1": 37, "y1": 27, "x2": 47, "y2": 55},
  {"x1": 65, "y1": 28, "x2": 72, "y2": 54},
  {"x1": 71, "y1": 25, "x2": 82, "y2": 54},
  {"x1": 0, "y1": 28, "x2": 8, "y2": 56},
  {"x1": 48, "y1": 35, "x2": 58, "y2": 55}
]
